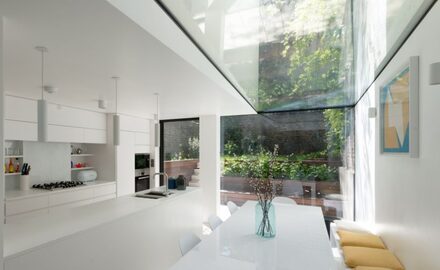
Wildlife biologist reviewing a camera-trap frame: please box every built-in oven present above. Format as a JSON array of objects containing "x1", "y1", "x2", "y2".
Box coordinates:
[
  {"x1": 135, "y1": 175, "x2": 150, "y2": 192},
  {"x1": 135, "y1": 153, "x2": 150, "y2": 170}
]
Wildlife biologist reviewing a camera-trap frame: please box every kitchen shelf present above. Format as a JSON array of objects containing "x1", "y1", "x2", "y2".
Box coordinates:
[
  {"x1": 4, "y1": 155, "x2": 24, "y2": 159},
  {"x1": 71, "y1": 154, "x2": 94, "y2": 157},
  {"x1": 5, "y1": 173, "x2": 21, "y2": 176},
  {"x1": 71, "y1": 167, "x2": 94, "y2": 171}
]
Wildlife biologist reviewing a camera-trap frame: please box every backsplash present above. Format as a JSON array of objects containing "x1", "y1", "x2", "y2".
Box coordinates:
[{"x1": 5, "y1": 142, "x2": 71, "y2": 190}]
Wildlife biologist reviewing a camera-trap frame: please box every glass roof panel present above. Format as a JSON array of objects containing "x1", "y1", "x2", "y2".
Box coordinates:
[{"x1": 158, "y1": 0, "x2": 355, "y2": 112}]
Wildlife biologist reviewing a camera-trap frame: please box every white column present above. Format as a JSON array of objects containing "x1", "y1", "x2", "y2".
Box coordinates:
[
  {"x1": 0, "y1": 15, "x2": 5, "y2": 269},
  {"x1": 199, "y1": 115, "x2": 220, "y2": 221}
]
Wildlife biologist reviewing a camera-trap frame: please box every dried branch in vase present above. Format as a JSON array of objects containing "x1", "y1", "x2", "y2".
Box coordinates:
[
  {"x1": 248, "y1": 145, "x2": 283, "y2": 238},
  {"x1": 249, "y1": 144, "x2": 284, "y2": 204}
]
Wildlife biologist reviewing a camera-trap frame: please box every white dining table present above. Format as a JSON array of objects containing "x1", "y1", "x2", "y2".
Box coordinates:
[{"x1": 170, "y1": 201, "x2": 337, "y2": 270}]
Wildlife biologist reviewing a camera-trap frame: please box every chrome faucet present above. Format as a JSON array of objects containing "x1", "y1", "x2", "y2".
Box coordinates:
[{"x1": 154, "y1": 172, "x2": 169, "y2": 196}]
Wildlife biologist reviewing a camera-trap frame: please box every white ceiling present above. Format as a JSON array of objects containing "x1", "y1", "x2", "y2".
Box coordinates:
[{"x1": 1, "y1": 0, "x2": 255, "y2": 119}]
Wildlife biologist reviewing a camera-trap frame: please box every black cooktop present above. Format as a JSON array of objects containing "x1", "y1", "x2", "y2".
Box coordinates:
[{"x1": 32, "y1": 181, "x2": 85, "y2": 190}]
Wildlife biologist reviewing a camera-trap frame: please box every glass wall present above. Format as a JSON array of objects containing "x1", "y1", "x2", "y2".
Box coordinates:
[
  {"x1": 161, "y1": 119, "x2": 200, "y2": 187},
  {"x1": 158, "y1": 0, "x2": 354, "y2": 112},
  {"x1": 353, "y1": 0, "x2": 435, "y2": 98},
  {"x1": 220, "y1": 109, "x2": 354, "y2": 220}
]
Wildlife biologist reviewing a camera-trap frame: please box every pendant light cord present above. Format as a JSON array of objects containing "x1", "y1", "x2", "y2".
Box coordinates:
[{"x1": 41, "y1": 50, "x2": 45, "y2": 100}]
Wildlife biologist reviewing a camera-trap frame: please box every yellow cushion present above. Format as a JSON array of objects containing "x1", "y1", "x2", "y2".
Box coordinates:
[
  {"x1": 342, "y1": 246, "x2": 405, "y2": 270},
  {"x1": 338, "y1": 230, "x2": 386, "y2": 249},
  {"x1": 355, "y1": 267, "x2": 394, "y2": 270}
]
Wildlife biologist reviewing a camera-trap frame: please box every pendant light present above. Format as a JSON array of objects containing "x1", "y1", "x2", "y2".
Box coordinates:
[
  {"x1": 154, "y1": 93, "x2": 159, "y2": 147},
  {"x1": 112, "y1": 76, "x2": 120, "y2": 146},
  {"x1": 35, "y1": 46, "x2": 49, "y2": 142}
]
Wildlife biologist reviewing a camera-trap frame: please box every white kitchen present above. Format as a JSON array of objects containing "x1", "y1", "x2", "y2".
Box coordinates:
[{"x1": 0, "y1": 0, "x2": 253, "y2": 269}]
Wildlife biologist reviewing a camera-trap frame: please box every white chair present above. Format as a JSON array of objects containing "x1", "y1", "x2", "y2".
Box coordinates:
[
  {"x1": 227, "y1": 201, "x2": 239, "y2": 215},
  {"x1": 208, "y1": 215, "x2": 223, "y2": 231},
  {"x1": 179, "y1": 232, "x2": 201, "y2": 256},
  {"x1": 273, "y1": 196, "x2": 297, "y2": 205}
]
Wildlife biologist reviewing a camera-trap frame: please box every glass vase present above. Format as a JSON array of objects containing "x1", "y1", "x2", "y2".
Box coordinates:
[{"x1": 255, "y1": 201, "x2": 276, "y2": 238}]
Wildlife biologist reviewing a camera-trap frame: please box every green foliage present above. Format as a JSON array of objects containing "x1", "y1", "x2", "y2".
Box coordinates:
[
  {"x1": 323, "y1": 109, "x2": 346, "y2": 157},
  {"x1": 223, "y1": 152, "x2": 337, "y2": 181},
  {"x1": 257, "y1": 0, "x2": 349, "y2": 111},
  {"x1": 224, "y1": 141, "x2": 238, "y2": 156},
  {"x1": 168, "y1": 136, "x2": 199, "y2": 161}
]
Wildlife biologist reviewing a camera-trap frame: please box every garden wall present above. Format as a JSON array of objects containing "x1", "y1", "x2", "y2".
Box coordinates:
[{"x1": 164, "y1": 159, "x2": 198, "y2": 182}]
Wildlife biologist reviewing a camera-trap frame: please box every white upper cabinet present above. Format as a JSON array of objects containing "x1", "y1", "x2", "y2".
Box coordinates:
[
  {"x1": 46, "y1": 104, "x2": 107, "y2": 144},
  {"x1": 4, "y1": 96, "x2": 107, "y2": 143},
  {"x1": 4, "y1": 96, "x2": 38, "y2": 141},
  {"x1": 119, "y1": 115, "x2": 150, "y2": 133},
  {"x1": 48, "y1": 104, "x2": 106, "y2": 130},
  {"x1": 47, "y1": 125, "x2": 84, "y2": 143},
  {"x1": 5, "y1": 95, "x2": 38, "y2": 123},
  {"x1": 135, "y1": 131, "x2": 149, "y2": 146}
]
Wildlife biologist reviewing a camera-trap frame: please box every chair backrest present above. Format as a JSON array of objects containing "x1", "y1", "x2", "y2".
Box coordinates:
[
  {"x1": 208, "y1": 215, "x2": 223, "y2": 231},
  {"x1": 227, "y1": 201, "x2": 239, "y2": 215},
  {"x1": 179, "y1": 232, "x2": 201, "y2": 256},
  {"x1": 273, "y1": 196, "x2": 297, "y2": 205}
]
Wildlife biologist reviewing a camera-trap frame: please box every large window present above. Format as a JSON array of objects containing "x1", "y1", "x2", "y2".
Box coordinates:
[
  {"x1": 220, "y1": 109, "x2": 354, "y2": 220},
  {"x1": 160, "y1": 119, "x2": 200, "y2": 187}
]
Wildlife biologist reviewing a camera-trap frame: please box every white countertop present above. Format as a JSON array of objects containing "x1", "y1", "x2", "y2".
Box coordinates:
[
  {"x1": 5, "y1": 180, "x2": 116, "y2": 201},
  {"x1": 170, "y1": 201, "x2": 336, "y2": 270},
  {"x1": 4, "y1": 187, "x2": 200, "y2": 258}
]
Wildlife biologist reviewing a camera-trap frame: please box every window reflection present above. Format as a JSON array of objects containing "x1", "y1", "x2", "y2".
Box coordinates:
[{"x1": 159, "y1": 0, "x2": 354, "y2": 111}]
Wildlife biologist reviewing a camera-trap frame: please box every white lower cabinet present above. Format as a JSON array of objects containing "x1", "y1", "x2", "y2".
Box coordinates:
[
  {"x1": 49, "y1": 194, "x2": 116, "y2": 213},
  {"x1": 6, "y1": 209, "x2": 50, "y2": 224},
  {"x1": 94, "y1": 184, "x2": 117, "y2": 197},
  {"x1": 6, "y1": 196, "x2": 49, "y2": 216},
  {"x1": 5, "y1": 183, "x2": 116, "y2": 223},
  {"x1": 49, "y1": 188, "x2": 94, "y2": 206}
]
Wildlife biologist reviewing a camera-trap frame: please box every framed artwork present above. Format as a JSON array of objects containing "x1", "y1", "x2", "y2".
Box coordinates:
[{"x1": 380, "y1": 56, "x2": 419, "y2": 158}]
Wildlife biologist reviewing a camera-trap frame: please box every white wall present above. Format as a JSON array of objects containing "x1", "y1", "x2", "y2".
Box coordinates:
[
  {"x1": 0, "y1": 15, "x2": 5, "y2": 270},
  {"x1": 199, "y1": 115, "x2": 220, "y2": 220},
  {"x1": 355, "y1": 87, "x2": 376, "y2": 224},
  {"x1": 355, "y1": 2, "x2": 440, "y2": 269},
  {"x1": 22, "y1": 142, "x2": 70, "y2": 185}
]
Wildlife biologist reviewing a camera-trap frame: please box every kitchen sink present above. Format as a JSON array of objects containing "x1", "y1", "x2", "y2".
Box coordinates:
[{"x1": 135, "y1": 191, "x2": 173, "y2": 199}]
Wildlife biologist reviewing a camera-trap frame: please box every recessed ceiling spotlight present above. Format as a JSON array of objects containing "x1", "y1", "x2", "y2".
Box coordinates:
[{"x1": 43, "y1": 85, "x2": 58, "y2": 94}]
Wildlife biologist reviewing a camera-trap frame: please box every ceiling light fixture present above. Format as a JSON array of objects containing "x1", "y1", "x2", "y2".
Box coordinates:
[
  {"x1": 43, "y1": 85, "x2": 58, "y2": 94},
  {"x1": 98, "y1": 99, "x2": 108, "y2": 109},
  {"x1": 35, "y1": 46, "x2": 49, "y2": 142},
  {"x1": 112, "y1": 76, "x2": 120, "y2": 146}
]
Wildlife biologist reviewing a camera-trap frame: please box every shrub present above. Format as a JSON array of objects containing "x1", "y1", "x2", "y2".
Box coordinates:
[{"x1": 223, "y1": 152, "x2": 338, "y2": 181}]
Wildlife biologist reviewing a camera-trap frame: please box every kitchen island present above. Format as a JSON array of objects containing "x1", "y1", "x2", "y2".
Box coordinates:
[{"x1": 4, "y1": 187, "x2": 202, "y2": 270}]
